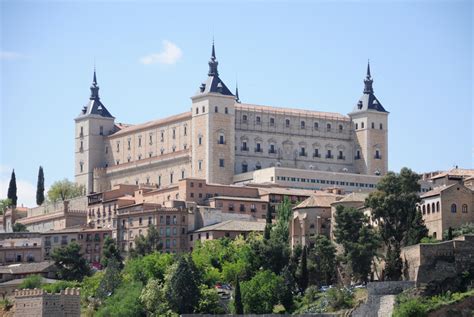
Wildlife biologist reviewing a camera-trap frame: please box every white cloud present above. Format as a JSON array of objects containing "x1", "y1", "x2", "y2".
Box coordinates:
[
  {"x1": 0, "y1": 165, "x2": 37, "y2": 208},
  {"x1": 140, "y1": 40, "x2": 182, "y2": 65},
  {"x1": 0, "y1": 51, "x2": 26, "y2": 60}
]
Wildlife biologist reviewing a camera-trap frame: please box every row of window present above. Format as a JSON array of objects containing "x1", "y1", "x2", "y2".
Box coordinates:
[
  {"x1": 196, "y1": 105, "x2": 230, "y2": 115},
  {"x1": 355, "y1": 122, "x2": 384, "y2": 130},
  {"x1": 276, "y1": 176, "x2": 377, "y2": 188},
  {"x1": 240, "y1": 116, "x2": 347, "y2": 132},
  {"x1": 419, "y1": 202, "x2": 469, "y2": 214}
]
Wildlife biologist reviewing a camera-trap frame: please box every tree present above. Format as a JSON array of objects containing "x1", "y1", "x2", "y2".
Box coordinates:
[
  {"x1": 234, "y1": 278, "x2": 244, "y2": 314},
  {"x1": 140, "y1": 278, "x2": 174, "y2": 316},
  {"x1": 366, "y1": 168, "x2": 428, "y2": 280},
  {"x1": 447, "y1": 227, "x2": 453, "y2": 240},
  {"x1": 47, "y1": 179, "x2": 84, "y2": 202},
  {"x1": 51, "y1": 241, "x2": 91, "y2": 281},
  {"x1": 264, "y1": 205, "x2": 273, "y2": 240},
  {"x1": 297, "y1": 245, "x2": 308, "y2": 291},
  {"x1": 101, "y1": 237, "x2": 123, "y2": 269},
  {"x1": 405, "y1": 210, "x2": 429, "y2": 246},
  {"x1": 334, "y1": 205, "x2": 379, "y2": 283},
  {"x1": 12, "y1": 223, "x2": 28, "y2": 232},
  {"x1": 384, "y1": 244, "x2": 403, "y2": 281},
  {"x1": 241, "y1": 270, "x2": 285, "y2": 314},
  {"x1": 279, "y1": 265, "x2": 295, "y2": 312},
  {"x1": 36, "y1": 166, "x2": 45, "y2": 206},
  {"x1": 95, "y1": 281, "x2": 144, "y2": 317},
  {"x1": 0, "y1": 199, "x2": 12, "y2": 215},
  {"x1": 308, "y1": 235, "x2": 336, "y2": 286},
  {"x1": 196, "y1": 284, "x2": 225, "y2": 314},
  {"x1": 123, "y1": 252, "x2": 174, "y2": 285},
  {"x1": 96, "y1": 258, "x2": 122, "y2": 299},
  {"x1": 130, "y1": 225, "x2": 162, "y2": 257},
  {"x1": 7, "y1": 169, "x2": 17, "y2": 207},
  {"x1": 165, "y1": 255, "x2": 201, "y2": 314},
  {"x1": 19, "y1": 274, "x2": 42, "y2": 289},
  {"x1": 272, "y1": 197, "x2": 292, "y2": 244}
]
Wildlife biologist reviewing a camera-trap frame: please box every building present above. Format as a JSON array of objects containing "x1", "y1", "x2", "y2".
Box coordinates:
[
  {"x1": 0, "y1": 233, "x2": 42, "y2": 264},
  {"x1": 0, "y1": 261, "x2": 56, "y2": 283},
  {"x1": 290, "y1": 193, "x2": 344, "y2": 249},
  {"x1": 15, "y1": 197, "x2": 88, "y2": 233},
  {"x1": 418, "y1": 181, "x2": 474, "y2": 240},
  {"x1": 42, "y1": 226, "x2": 111, "y2": 267},
  {"x1": 75, "y1": 44, "x2": 389, "y2": 194},
  {"x1": 14, "y1": 288, "x2": 80, "y2": 317},
  {"x1": 189, "y1": 219, "x2": 266, "y2": 250},
  {"x1": 1, "y1": 206, "x2": 28, "y2": 233}
]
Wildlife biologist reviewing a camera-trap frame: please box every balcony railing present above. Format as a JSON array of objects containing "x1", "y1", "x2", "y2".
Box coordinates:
[
  {"x1": 354, "y1": 155, "x2": 361, "y2": 160},
  {"x1": 255, "y1": 148, "x2": 262, "y2": 153},
  {"x1": 299, "y1": 152, "x2": 307, "y2": 157},
  {"x1": 374, "y1": 155, "x2": 382, "y2": 159},
  {"x1": 241, "y1": 146, "x2": 249, "y2": 151},
  {"x1": 268, "y1": 149, "x2": 276, "y2": 154},
  {"x1": 326, "y1": 154, "x2": 334, "y2": 159},
  {"x1": 313, "y1": 153, "x2": 321, "y2": 158},
  {"x1": 337, "y1": 156, "x2": 346, "y2": 160}
]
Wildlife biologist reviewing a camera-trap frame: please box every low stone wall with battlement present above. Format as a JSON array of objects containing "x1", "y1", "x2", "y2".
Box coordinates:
[{"x1": 14, "y1": 288, "x2": 80, "y2": 317}]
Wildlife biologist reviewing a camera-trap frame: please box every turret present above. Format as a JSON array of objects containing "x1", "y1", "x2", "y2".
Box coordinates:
[{"x1": 349, "y1": 61, "x2": 389, "y2": 176}]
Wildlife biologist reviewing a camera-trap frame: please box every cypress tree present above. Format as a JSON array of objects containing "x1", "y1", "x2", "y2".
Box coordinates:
[
  {"x1": 36, "y1": 166, "x2": 45, "y2": 206},
  {"x1": 234, "y1": 277, "x2": 243, "y2": 314},
  {"x1": 7, "y1": 169, "x2": 17, "y2": 207},
  {"x1": 264, "y1": 205, "x2": 272, "y2": 240},
  {"x1": 447, "y1": 227, "x2": 453, "y2": 240},
  {"x1": 299, "y1": 245, "x2": 308, "y2": 291}
]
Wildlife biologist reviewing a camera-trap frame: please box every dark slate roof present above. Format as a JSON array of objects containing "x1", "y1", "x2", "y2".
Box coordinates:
[
  {"x1": 78, "y1": 70, "x2": 114, "y2": 118},
  {"x1": 352, "y1": 62, "x2": 388, "y2": 113},
  {"x1": 196, "y1": 75, "x2": 234, "y2": 96},
  {"x1": 195, "y1": 42, "x2": 234, "y2": 97}
]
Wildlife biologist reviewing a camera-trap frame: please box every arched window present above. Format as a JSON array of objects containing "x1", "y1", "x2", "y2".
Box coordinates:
[
  {"x1": 451, "y1": 203, "x2": 457, "y2": 213},
  {"x1": 380, "y1": 123, "x2": 383, "y2": 130},
  {"x1": 285, "y1": 119, "x2": 290, "y2": 127},
  {"x1": 339, "y1": 124, "x2": 343, "y2": 132},
  {"x1": 242, "y1": 163, "x2": 248, "y2": 173},
  {"x1": 436, "y1": 201, "x2": 440, "y2": 212},
  {"x1": 326, "y1": 123, "x2": 331, "y2": 131},
  {"x1": 431, "y1": 203, "x2": 435, "y2": 214},
  {"x1": 214, "y1": 106, "x2": 218, "y2": 113},
  {"x1": 314, "y1": 122, "x2": 319, "y2": 130},
  {"x1": 242, "y1": 114, "x2": 248, "y2": 122},
  {"x1": 371, "y1": 122, "x2": 375, "y2": 129},
  {"x1": 422, "y1": 205, "x2": 426, "y2": 215},
  {"x1": 255, "y1": 162, "x2": 262, "y2": 170},
  {"x1": 462, "y1": 204, "x2": 468, "y2": 213},
  {"x1": 427, "y1": 204, "x2": 430, "y2": 214},
  {"x1": 301, "y1": 121, "x2": 305, "y2": 129},
  {"x1": 355, "y1": 123, "x2": 358, "y2": 130},
  {"x1": 361, "y1": 122, "x2": 365, "y2": 129}
]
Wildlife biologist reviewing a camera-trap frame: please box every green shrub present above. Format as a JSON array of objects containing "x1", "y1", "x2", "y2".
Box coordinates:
[
  {"x1": 19, "y1": 274, "x2": 42, "y2": 289},
  {"x1": 326, "y1": 287, "x2": 354, "y2": 310},
  {"x1": 42, "y1": 280, "x2": 80, "y2": 293},
  {"x1": 393, "y1": 298, "x2": 428, "y2": 317}
]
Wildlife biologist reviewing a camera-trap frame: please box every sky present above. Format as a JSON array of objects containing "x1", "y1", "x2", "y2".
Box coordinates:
[{"x1": 1, "y1": 0, "x2": 472, "y2": 207}]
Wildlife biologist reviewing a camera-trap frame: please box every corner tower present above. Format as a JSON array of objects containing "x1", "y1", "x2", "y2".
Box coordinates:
[
  {"x1": 74, "y1": 69, "x2": 115, "y2": 193},
  {"x1": 191, "y1": 42, "x2": 236, "y2": 184},
  {"x1": 349, "y1": 62, "x2": 389, "y2": 176}
]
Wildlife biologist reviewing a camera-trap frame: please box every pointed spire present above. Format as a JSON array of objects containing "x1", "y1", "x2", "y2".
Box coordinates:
[
  {"x1": 363, "y1": 60, "x2": 374, "y2": 94},
  {"x1": 90, "y1": 67, "x2": 100, "y2": 100},
  {"x1": 235, "y1": 82, "x2": 241, "y2": 103},
  {"x1": 208, "y1": 40, "x2": 219, "y2": 76}
]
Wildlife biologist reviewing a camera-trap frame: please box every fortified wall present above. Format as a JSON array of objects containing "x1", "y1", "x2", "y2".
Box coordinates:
[
  {"x1": 401, "y1": 235, "x2": 474, "y2": 284},
  {"x1": 14, "y1": 288, "x2": 80, "y2": 317}
]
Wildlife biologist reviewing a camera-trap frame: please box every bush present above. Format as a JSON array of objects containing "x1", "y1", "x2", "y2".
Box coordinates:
[
  {"x1": 326, "y1": 287, "x2": 354, "y2": 311},
  {"x1": 95, "y1": 281, "x2": 144, "y2": 317},
  {"x1": 42, "y1": 280, "x2": 80, "y2": 293},
  {"x1": 393, "y1": 298, "x2": 427, "y2": 317},
  {"x1": 19, "y1": 274, "x2": 42, "y2": 289}
]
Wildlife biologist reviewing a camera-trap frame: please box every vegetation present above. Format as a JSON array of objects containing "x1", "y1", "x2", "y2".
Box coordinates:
[
  {"x1": 308, "y1": 235, "x2": 336, "y2": 287},
  {"x1": 130, "y1": 225, "x2": 162, "y2": 257},
  {"x1": 443, "y1": 223, "x2": 474, "y2": 240},
  {"x1": 19, "y1": 274, "x2": 43, "y2": 289},
  {"x1": 334, "y1": 205, "x2": 379, "y2": 283},
  {"x1": 7, "y1": 169, "x2": 17, "y2": 207},
  {"x1": 366, "y1": 168, "x2": 428, "y2": 280},
  {"x1": 36, "y1": 166, "x2": 45, "y2": 205},
  {"x1": 12, "y1": 222, "x2": 28, "y2": 232},
  {"x1": 101, "y1": 237, "x2": 123, "y2": 269},
  {"x1": 51, "y1": 242, "x2": 91, "y2": 281},
  {"x1": 41, "y1": 280, "x2": 80, "y2": 293},
  {"x1": 47, "y1": 178, "x2": 84, "y2": 202},
  {"x1": 0, "y1": 199, "x2": 12, "y2": 215},
  {"x1": 233, "y1": 278, "x2": 243, "y2": 314}
]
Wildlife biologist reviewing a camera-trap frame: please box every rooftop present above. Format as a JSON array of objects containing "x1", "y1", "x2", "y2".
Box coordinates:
[
  {"x1": 0, "y1": 261, "x2": 55, "y2": 275},
  {"x1": 193, "y1": 220, "x2": 266, "y2": 233},
  {"x1": 294, "y1": 193, "x2": 343, "y2": 209}
]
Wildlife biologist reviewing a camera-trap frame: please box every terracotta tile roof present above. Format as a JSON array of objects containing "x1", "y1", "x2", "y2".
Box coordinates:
[
  {"x1": 0, "y1": 261, "x2": 55, "y2": 275},
  {"x1": 420, "y1": 184, "x2": 456, "y2": 198},
  {"x1": 210, "y1": 196, "x2": 266, "y2": 203},
  {"x1": 294, "y1": 194, "x2": 343, "y2": 209},
  {"x1": 430, "y1": 168, "x2": 474, "y2": 180},
  {"x1": 258, "y1": 187, "x2": 319, "y2": 197},
  {"x1": 236, "y1": 103, "x2": 350, "y2": 121},
  {"x1": 193, "y1": 220, "x2": 266, "y2": 233},
  {"x1": 333, "y1": 192, "x2": 369, "y2": 204},
  {"x1": 110, "y1": 112, "x2": 191, "y2": 137}
]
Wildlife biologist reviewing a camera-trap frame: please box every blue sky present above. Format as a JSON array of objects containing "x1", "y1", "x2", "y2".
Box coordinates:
[{"x1": 1, "y1": 0, "x2": 472, "y2": 206}]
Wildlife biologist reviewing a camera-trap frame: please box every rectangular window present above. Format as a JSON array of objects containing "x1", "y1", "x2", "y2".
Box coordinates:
[
  {"x1": 99, "y1": 126, "x2": 103, "y2": 135},
  {"x1": 219, "y1": 159, "x2": 224, "y2": 167}
]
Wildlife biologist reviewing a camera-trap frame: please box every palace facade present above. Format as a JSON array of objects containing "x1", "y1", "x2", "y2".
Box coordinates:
[{"x1": 75, "y1": 44, "x2": 389, "y2": 194}]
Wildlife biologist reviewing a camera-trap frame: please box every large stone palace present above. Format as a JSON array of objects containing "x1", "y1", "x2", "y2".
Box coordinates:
[{"x1": 75, "y1": 43, "x2": 389, "y2": 194}]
